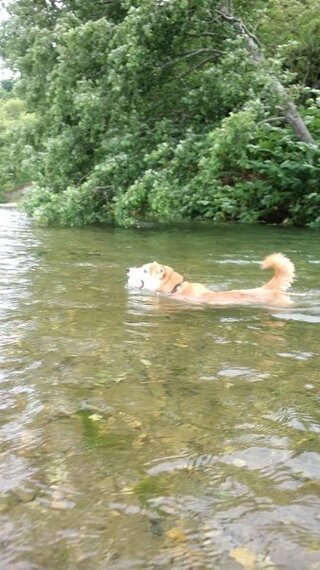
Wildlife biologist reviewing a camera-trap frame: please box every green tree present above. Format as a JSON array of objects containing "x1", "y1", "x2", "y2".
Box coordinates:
[
  {"x1": 259, "y1": 0, "x2": 320, "y2": 90},
  {"x1": 0, "y1": 95, "x2": 36, "y2": 201},
  {"x1": 0, "y1": 0, "x2": 319, "y2": 226}
]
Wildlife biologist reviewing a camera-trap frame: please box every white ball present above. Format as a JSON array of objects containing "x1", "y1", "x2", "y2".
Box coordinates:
[{"x1": 127, "y1": 276, "x2": 143, "y2": 289}]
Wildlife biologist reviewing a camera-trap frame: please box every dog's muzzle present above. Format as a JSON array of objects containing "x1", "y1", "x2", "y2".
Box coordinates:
[{"x1": 127, "y1": 268, "x2": 144, "y2": 289}]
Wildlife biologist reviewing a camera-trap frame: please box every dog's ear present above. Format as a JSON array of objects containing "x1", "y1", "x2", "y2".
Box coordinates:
[
  {"x1": 151, "y1": 262, "x2": 165, "y2": 278},
  {"x1": 156, "y1": 264, "x2": 165, "y2": 279}
]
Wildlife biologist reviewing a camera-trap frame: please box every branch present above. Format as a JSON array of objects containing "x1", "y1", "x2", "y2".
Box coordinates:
[
  {"x1": 159, "y1": 48, "x2": 223, "y2": 70},
  {"x1": 257, "y1": 116, "x2": 286, "y2": 126},
  {"x1": 176, "y1": 56, "x2": 219, "y2": 79},
  {"x1": 216, "y1": 9, "x2": 262, "y2": 49},
  {"x1": 187, "y1": 31, "x2": 221, "y2": 38}
]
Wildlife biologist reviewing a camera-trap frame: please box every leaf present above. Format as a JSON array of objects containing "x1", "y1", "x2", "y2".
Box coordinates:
[{"x1": 229, "y1": 547, "x2": 256, "y2": 570}]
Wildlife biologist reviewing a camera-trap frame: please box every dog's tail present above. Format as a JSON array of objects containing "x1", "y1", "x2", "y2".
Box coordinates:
[{"x1": 261, "y1": 253, "x2": 295, "y2": 291}]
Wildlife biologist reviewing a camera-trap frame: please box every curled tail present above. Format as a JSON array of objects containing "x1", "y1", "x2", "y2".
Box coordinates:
[{"x1": 261, "y1": 253, "x2": 295, "y2": 291}]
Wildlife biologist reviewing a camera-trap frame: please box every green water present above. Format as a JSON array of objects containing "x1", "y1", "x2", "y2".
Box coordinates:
[{"x1": 1, "y1": 208, "x2": 320, "y2": 570}]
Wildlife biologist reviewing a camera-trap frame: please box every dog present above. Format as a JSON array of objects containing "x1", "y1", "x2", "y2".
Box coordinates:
[{"x1": 127, "y1": 253, "x2": 295, "y2": 306}]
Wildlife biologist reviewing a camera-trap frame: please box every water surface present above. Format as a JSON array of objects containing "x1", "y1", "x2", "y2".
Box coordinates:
[{"x1": 1, "y1": 208, "x2": 320, "y2": 569}]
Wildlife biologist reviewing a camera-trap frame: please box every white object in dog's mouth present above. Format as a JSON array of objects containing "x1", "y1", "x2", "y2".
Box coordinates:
[{"x1": 127, "y1": 276, "x2": 144, "y2": 289}]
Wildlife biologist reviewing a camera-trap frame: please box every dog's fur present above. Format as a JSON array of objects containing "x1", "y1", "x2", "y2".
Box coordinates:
[{"x1": 127, "y1": 253, "x2": 295, "y2": 306}]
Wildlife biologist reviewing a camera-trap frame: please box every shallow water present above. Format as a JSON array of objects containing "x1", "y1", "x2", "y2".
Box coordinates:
[{"x1": 1, "y1": 208, "x2": 320, "y2": 569}]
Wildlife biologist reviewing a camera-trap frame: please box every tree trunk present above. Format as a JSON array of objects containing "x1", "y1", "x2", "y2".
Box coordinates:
[{"x1": 283, "y1": 101, "x2": 315, "y2": 144}]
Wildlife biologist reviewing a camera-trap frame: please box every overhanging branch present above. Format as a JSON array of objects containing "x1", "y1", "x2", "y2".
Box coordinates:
[{"x1": 159, "y1": 47, "x2": 223, "y2": 70}]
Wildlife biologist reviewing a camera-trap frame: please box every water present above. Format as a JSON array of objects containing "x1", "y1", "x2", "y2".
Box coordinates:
[{"x1": 1, "y1": 207, "x2": 320, "y2": 569}]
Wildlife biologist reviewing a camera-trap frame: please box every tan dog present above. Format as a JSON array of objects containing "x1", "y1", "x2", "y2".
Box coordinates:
[{"x1": 127, "y1": 253, "x2": 295, "y2": 306}]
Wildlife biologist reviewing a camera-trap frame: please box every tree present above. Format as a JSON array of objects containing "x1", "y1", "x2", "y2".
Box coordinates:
[
  {"x1": 259, "y1": 0, "x2": 320, "y2": 90},
  {"x1": 0, "y1": 0, "x2": 319, "y2": 226},
  {"x1": 216, "y1": 8, "x2": 314, "y2": 144},
  {"x1": 0, "y1": 95, "x2": 36, "y2": 201}
]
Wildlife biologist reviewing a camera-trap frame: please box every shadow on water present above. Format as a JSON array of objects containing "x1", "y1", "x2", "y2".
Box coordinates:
[{"x1": 1, "y1": 207, "x2": 320, "y2": 569}]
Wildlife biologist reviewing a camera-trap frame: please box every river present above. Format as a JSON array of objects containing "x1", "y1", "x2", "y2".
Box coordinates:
[{"x1": 1, "y1": 207, "x2": 320, "y2": 569}]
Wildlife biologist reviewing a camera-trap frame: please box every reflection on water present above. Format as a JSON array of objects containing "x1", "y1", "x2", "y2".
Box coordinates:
[{"x1": 0, "y1": 207, "x2": 320, "y2": 569}]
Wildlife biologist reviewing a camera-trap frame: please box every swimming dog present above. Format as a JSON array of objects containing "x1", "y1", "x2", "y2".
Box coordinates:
[{"x1": 127, "y1": 253, "x2": 295, "y2": 306}]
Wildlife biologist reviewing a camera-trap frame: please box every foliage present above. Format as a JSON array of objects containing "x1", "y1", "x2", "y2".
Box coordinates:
[
  {"x1": 0, "y1": 0, "x2": 319, "y2": 226},
  {"x1": 0, "y1": 95, "x2": 36, "y2": 201},
  {"x1": 0, "y1": 78, "x2": 14, "y2": 98},
  {"x1": 113, "y1": 100, "x2": 320, "y2": 228},
  {"x1": 259, "y1": 0, "x2": 320, "y2": 90}
]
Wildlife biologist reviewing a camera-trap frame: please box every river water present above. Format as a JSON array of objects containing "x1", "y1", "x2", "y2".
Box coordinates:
[{"x1": 0, "y1": 207, "x2": 320, "y2": 569}]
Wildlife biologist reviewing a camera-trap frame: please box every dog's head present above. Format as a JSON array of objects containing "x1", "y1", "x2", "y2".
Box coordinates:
[{"x1": 127, "y1": 262, "x2": 183, "y2": 293}]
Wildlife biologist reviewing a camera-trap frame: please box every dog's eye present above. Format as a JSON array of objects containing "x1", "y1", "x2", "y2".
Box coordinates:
[{"x1": 144, "y1": 269, "x2": 148, "y2": 273}]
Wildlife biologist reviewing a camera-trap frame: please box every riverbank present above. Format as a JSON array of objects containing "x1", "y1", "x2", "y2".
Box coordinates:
[
  {"x1": 0, "y1": 184, "x2": 30, "y2": 209},
  {"x1": 0, "y1": 201, "x2": 18, "y2": 208}
]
